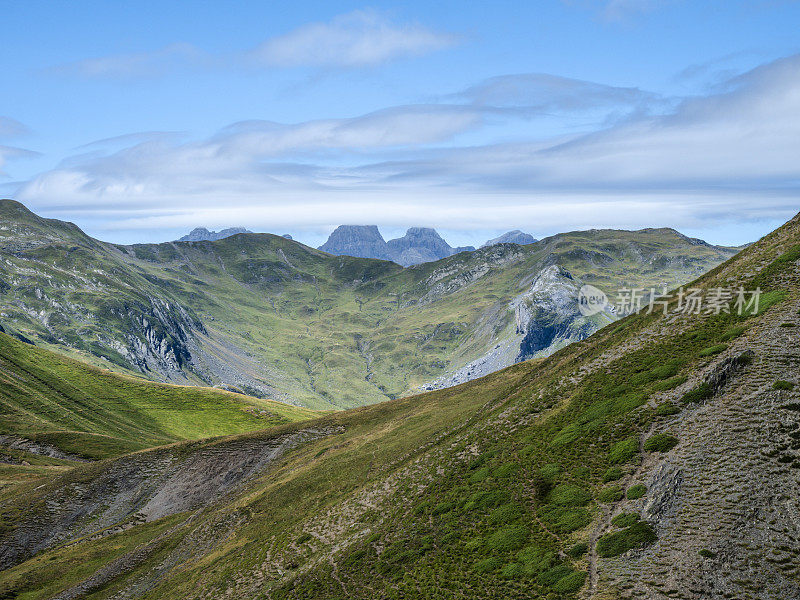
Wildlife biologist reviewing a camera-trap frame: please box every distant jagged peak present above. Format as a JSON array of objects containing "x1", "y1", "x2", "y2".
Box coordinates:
[
  {"x1": 177, "y1": 226, "x2": 252, "y2": 242},
  {"x1": 482, "y1": 230, "x2": 538, "y2": 248},
  {"x1": 318, "y1": 225, "x2": 392, "y2": 261}
]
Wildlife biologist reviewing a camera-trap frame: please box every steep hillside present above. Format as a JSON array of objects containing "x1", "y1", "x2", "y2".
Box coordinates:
[
  {"x1": 0, "y1": 199, "x2": 739, "y2": 409},
  {"x1": 0, "y1": 212, "x2": 796, "y2": 599},
  {"x1": 0, "y1": 331, "x2": 318, "y2": 463}
]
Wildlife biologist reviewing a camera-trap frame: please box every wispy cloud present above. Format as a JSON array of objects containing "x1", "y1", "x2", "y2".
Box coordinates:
[
  {"x1": 50, "y1": 10, "x2": 459, "y2": 79},
  {"x1": 0, "y1": 117, "x2": 31, "y2": 139},
  {"x1": 0, "y1": 117, "x2": 37, "y2": 176},
  {"x1": 249, "y1": 10, "x2": 459, "y2": 68},
  {"x1": 16, "y1": 54, "x2": 800, "y2": 237},
  {"x1": 52, "y1": 43, "x2": 205, "y2": 80}
]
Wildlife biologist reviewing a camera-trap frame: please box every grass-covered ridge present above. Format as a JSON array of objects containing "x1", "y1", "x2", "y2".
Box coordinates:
[{"x1": 0, "y1": 331, "x2": 319, "y2": 460}]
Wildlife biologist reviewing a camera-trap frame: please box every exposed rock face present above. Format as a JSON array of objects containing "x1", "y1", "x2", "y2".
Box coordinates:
[
  {"x1": 513, "y1": 264, "x2": 613, "y2": 361},
  {"x1": 482, "y1": 230, "x2": 538, "y2": 247},
  {"x1": 319, "y1": 225, "x2": 474, "y2": 266},
  {"x1": 387, "y1": 227, "x2": 475, "y2": 267},
  {"x1": 318, "y1": 225, "x2": 393, "y2": 261},
  {"x1": 422, "y1": 264, "x2": 615, "y2": 390},
  {"x1": 177, "y1": 227, "x2": 252, "y2": 242}
]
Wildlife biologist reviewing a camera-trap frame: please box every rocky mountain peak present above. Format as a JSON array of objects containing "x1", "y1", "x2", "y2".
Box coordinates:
[
  {"x1": 319, "y1": 225, "x2": 476, "y2": 266},
  {"x1": 482, "y1": 230, "x2": 538, "y2": 247},
  {"x1": 318, "y1": 225, "x2": 393, "y2": 260},
  {"x1": 178, "y1": 227, "x2": 252, "y2": 242}
]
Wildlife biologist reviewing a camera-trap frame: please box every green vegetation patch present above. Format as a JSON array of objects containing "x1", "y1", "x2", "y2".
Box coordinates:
[
  {"x1": 608, "y1": 437, "x2": 639, "y2": 464},
  {"x1": 602, "y1": 467, "x2": 623, "y2": 482},
  {"x1": 626, "y1": 484, "x2": 647, "y2": 500},
  {"x1": 682, "y1": 382, "x2": 713, "y2": 404},
  {"x1": 644, "y1": 433, "x2": 679, "y2": 452},
  {"x1": 486, "y1": 525, "x2": 529, "y2": 552},
  {"x1": 774, "y1": 380, "x2": 796, "y2": 391},
  {"x1": 547, "y1": 484, "x2": 591, "y2": 507},
  {"x1": 596, "y1": 522, "x2": 657, "y2": 557},
  {"x1": 611, "y1": 513, "x2": 640, "y2": 528},
  {"x1": 656, "y1": 402, "x2": 681, "y2": 416},
  {"x1": 699, "y1": 344, "x2": 728, "y2": 357},
  {"x1": 597, "y1": 485, "x2": 624, "y2": 503}
]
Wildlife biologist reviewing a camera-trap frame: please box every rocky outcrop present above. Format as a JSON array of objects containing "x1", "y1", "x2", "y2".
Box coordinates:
[
  {"x1": 513, "y1": 265, "x2": 614, "y2": 361},
  {"x1": 97, "y1": 296, "x2": 205, "y2": 377},
  {"x1": 319, "y1": 225, "x2": 474, "y2": 266},
  {"x1": 422, "y1": 264, "x2": 616, "y2": 390},
  {"x1": 177, "y1": 227, "x2": 252, "y2": 242},
  {"x1": 319, "y1": 225, "x2": 393, "y2": 261},
  {"x1": 386, "y1": 227, "x2": 475, "y2": 266},
  {"x1": 481, "y1": 230, "x2": 538, "y2": 247}
]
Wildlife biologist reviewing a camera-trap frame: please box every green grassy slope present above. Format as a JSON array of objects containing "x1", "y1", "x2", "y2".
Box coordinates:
[
  {"x1": 0, "y1": 199, "x2": 739, "y2": 409},
  {"x1": 0, "y1": 331, "x2": 319, "y2": 461},
  {"x1": 0, "y1": 213, "x2": 795, "y2": 599}
]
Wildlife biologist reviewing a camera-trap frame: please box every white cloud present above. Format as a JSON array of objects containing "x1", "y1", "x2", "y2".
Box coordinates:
[
  {"x1": 455, "y1": 73, "x2": 664, "y2": 117},
  {"x1": 249, "y1": 10, "x2": 459, "y2": 68},
  {"x1": 50, "y1": 11, "x2": 458, "y2": 79},
  {"x1": 15, "y1": 54, "x2": 800, "y2": 241}
]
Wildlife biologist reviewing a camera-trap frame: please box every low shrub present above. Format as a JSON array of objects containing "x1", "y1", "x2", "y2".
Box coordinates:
[
  {"x1": 489, "y1": 503, "x2": 524, "y2": 525},
  {"x1": 469, "y1": 466, "x2": 492, "y2": 484},
  {"x1": 611, "y1": 512, "x2": 640, "y2": 528},
  {"x1": 473, "y1": 557, "x2": 502, "y2": 573},
  {"x1": 652, "y1": 375, "x2": 688, "y2": 391},
  {"x1": 699, "y1": 344, "x2": 728, "y2": 357},
  {"x1": 602, "y1": 467, "x2": 623, "y2": 482},
  {"x1": 608, "y1": 437, "x2": 639, "y2": 464},
  {"x1": 538, "y1": 463, "x2": 562, "y2": 480},
  {"x1": 517, "y1": 545, "x2": 555, "y2": 573},
  {"x1": 297, "y1": 532, "x2": 312, "y2": 544},
  {"x1": 431, "y1": 500, "x2": 457, "y2": 516},
  {"x1": 774, "y1": 380, "x2": 795, "y2": 391},
  {"x1": 493, "y1": 463, "x2": 519, "y2": 478},
  {"x1": 626, "y1": 484, "x2": 647, "y2": 500},
  {"x1": 486, "y1": 525, "x2": 529, "y2": 552},
  {"x1": 552, "y1": 570, "x2": 587, "y2": 593},
  {"x1": 548, "y1": 484, "x2": 591, "y2": 507},
  {"x1": 656, "y1": 403, "x2": 680, "y2": 416},
  {"x1": 499, "y1": 562, "x2": 524, "y2": 579},
  {"x1": 682, "y1": 383, "x2": 713, "y2": 404},
  {"x1": 644, "y1": 433, "x2": 679, "y2": 452},
  {"x1": 597, "y1": 485, "x2": 624, "y2": 503},
  {"x1": 720, "y1": 325, "x2": 747, "y2": 341},
  {"x1": 538, "y1": 506, "x2": 592, "y2": 534},
  {"x1": 596, "y1": 522, "x2": 657, "y2": 557},
  {"x1": 464, "y1": 490, "x2": 509, "y2": 511},
  {"x1": 537, "y1": 565, "x2": 573, "y2": 587},
  {"x1": 698, "y1": 549, "x2": 716, "y2": 559},
  {"x1": 566, "y1": 542, "x2": 589, "y2": 558}
]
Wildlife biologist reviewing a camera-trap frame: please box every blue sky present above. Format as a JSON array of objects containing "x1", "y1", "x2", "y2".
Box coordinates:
[{"x1": 1, "y1": 0, "x2": 799, "y2": 247}]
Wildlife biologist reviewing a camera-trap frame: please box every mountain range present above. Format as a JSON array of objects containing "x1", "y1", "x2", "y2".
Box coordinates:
[
  {"x1": 0, "y1": 199, "x2": 738, "y2": 409},
  {"x1": 177, "y1": 224, "x2": 538, "y2": 265},
  {"x1": 319, "y1": 224, "x2": 476, "y2": 266},
  {"x1": 0, "y1": 207, "x2": 796, "y2": 599},
  {"x1": 177, "y1": 226, "x2": 253, "y2": 242}
]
